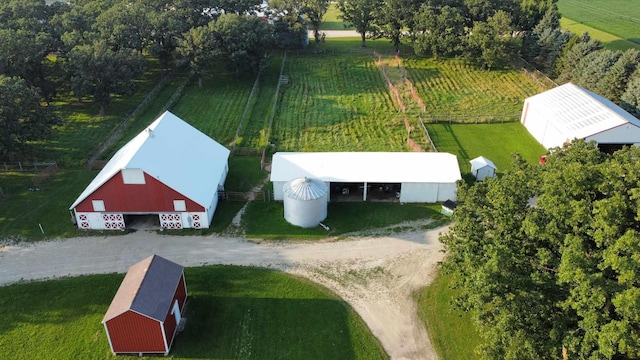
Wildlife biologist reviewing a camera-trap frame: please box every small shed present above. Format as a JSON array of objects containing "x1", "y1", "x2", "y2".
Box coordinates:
[
  {"x1": 470, "y1": 156, "x2": 497, "y2": 181},
  {"x1": 103, "y1": 255, "x2": 187, "y2": 355},
  {"x1": 283, "y1": 177, "x2": 328, "y2": 228}
]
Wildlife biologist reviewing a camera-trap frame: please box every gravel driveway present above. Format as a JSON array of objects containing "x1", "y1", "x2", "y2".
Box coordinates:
[{"x1": 0, "y1": 223, "x2": 448, "y2": 360}]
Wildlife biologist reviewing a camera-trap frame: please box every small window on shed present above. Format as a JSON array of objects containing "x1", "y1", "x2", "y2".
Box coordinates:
[
  {"x1": 122, "y1": 168, "x2": 146, "y2": 184},
  {"x1": 92, "y1": 200, "x2": 105, "y2": 211},
  {"x1": 173, "y1": 200, "x2": 186, "y2": 211}
]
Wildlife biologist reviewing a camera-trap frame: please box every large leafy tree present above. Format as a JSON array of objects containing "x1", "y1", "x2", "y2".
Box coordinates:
[
  {"x1": 442, "y1": 140, "x2": 640, "y2": 359},
  {"x1": 66, "y1": 40, "x2": 145, "y2": 115},
  {"x1": 337, "y1": 0, "x2": 383, "y2": 47},
  {"x1": 0, "y1": 75, "x2": 61, "y2": 158},
  {"x1": 464, "y1": 10, "x2": 519, "y2": 69},
  {"x1": 210, "y1": 14, "x2": 274, "y2": 77},
  {"x1": 414, "y1": 5, "x2": 465, "y2": 58},
  {"x1": 177, "y1": 25, "x2": 216, "y2": 87},
  {"x1": 302, "y1": 0, "x2": 330, "y2": 46}
]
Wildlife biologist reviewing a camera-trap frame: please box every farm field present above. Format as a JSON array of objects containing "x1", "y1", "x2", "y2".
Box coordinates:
[
  {"x1": 557, "y1": 0, "x2": 640, "y2": 45},
  {"x1": 559, "y1": 18, "x2": 640, "y2": 51},
  {"x1": 0, "y1": 266, "x2": 387, "y2": 360},
  {"x1": 425, "y1": 122, "x2": 546, "y2": 172},
  {"x1": 319, "y1": 3, "x2": 354, "y2": 31}
]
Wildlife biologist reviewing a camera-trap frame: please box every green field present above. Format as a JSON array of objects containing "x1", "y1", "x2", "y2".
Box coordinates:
[
  {"x1": 557, "y1": 0, "x2": 640, "y2": 45},
  {"x1": 418, "y1": 273, "x2": 482, "y2": 360},
  {"x1": 0, "y1": 266, "x2": 388, "y2": 360},
  {"x1": 319, "y1": 3, "x2": 354, "y2": 31},
  {"x1": 426, "y1": 122, "x2": 546, "y2": 172},
  {"x1": 559, "y1": 18, "x2": 640, "y2": 51}
]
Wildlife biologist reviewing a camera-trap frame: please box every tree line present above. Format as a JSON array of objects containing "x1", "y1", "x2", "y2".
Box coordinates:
[{"x1": 3, "y1": 0, "x2": 640, "y2": 160}]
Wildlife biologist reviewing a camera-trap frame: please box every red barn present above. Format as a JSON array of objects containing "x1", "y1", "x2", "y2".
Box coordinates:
[
  {"x1": 103, "y1": 255, "x2": 187, "y2": 355},
  {"x1": 69, "y1": 111, "x2": 230, "y2": 230}
]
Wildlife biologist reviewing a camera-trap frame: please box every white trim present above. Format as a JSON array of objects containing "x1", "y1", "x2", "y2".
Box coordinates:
[
  {"x1": 160, "y1": 320, "x2": 169, "y2": 354},
  {"x1": 171, "y1": 300, "x2": 182, "y2": 325},
  {"x1": 102, "y1": 321, "x2": 116, "y2": 355},
  {"x1": 173, "y1": 200, "x2": 186, "y2": 211}
]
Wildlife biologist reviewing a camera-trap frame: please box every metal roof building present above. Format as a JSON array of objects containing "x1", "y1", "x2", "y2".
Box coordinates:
[
  {"x1": 521, "y1": 83, "x2": 640, "y2": 150},
  {"x1": 69, "y1": 111, "x2": 230, "y2": 230},
  {"x1": 470, "y1": 156, "x2": 497, "y2": 181},
  {"x1": 270, "y1": 152, "x2": 461, "y2": 203},
  {"x1": 103, "y1": 255, "x2": 187, "y2": 355}
]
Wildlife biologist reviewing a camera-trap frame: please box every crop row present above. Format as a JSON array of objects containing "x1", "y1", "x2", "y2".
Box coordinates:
[
  {"x1": 272, "y1": 52, "x2": 409, "y2": 152},
  {"x1": 403, "y1": 58, "x2": 545, "y2": 118},
  {"x1": 557, "y1": 0, "x2": 640, "y2": 43}
]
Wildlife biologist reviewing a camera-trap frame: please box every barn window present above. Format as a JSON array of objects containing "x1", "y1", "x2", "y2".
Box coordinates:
[
  {"x1": 122, "y1": 168, "x2": 146, "y2": 184},
  {"x1": 92, "y1": 200, "x2": 105, "y2": 211},
  {"x1": 173, "y1": 200, "x2": 186, "y2": 211}
]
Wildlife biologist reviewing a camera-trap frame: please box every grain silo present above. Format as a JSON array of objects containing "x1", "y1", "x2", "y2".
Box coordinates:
[{"x1": 283, "y1": 177, "x2": 328, "y2": 228}]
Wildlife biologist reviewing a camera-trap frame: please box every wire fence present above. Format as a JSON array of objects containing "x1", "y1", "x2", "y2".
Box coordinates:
[{"x1": 0, "y1": 161, "x2": 57, "y2": 173}]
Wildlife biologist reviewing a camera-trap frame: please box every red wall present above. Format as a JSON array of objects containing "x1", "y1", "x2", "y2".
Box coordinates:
[
  {"x1": 75, "y1": 171, "x2": 204, "y2": 213},
  {"x1": 106, "y1": 312, "x2": 166, "y2": 354},
  {"x1": 164, "y1": 274, "x2": 188, "y2": 348}
]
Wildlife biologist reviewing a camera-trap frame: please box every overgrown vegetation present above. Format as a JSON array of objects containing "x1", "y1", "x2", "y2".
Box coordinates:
[{"x1": 0, "y1": 265, "x2": 388, "y2": 359}]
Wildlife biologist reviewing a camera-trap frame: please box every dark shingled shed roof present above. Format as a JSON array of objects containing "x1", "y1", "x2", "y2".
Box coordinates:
[{"x1": 103, "y1": 255, "x2": 184, "y2": 323}]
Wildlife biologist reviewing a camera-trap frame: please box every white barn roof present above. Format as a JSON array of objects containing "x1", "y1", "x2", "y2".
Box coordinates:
[
  {"x1": 470, "y1": 156, "x2": 496, "y2": 171},
  {"x1": 270, "y1": 152, "x2": 461, "y2": 183},
  {"x1": 522, "y1": 83, "x2": 640, "y2": 148},
  {"x1": 70, "y1": 111, "x2": 230, "y2": 210}
]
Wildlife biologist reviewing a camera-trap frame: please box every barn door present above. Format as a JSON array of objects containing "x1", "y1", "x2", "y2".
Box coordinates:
[{"x1": 171, "y1": 299, "x2": 181, "y2": 325}]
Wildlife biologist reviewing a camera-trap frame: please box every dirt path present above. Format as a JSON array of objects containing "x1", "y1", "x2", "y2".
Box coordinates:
[{"x1": 0, "y1": 224, "x2": 448, "y2": 360}]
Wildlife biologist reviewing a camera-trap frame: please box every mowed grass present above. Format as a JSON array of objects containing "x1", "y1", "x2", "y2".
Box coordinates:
[
  {"x1": 404, "y1": 57, "x2": 545, "y2": 117},
  {"x1": 557, "y1": 0, "x2": 640, "y2": 45},
  {"x1": 426, "y1": 122, "x2": 547, "y2": 172},
  {"x1": 243, "y1": 201, "x2": 445, "y2": 240},
  {"x1": 417, "y1": 273, "x2": 482, "y2": 360},
  {"x1": 0, "y1": 266, "x2": 388, "y2": 360},
  {"x1": 559, "y1": 18, "x2": 640, "y2": 51},
  {"x1": 319, "y1": 3, "x2": 354, "y2": 30}
]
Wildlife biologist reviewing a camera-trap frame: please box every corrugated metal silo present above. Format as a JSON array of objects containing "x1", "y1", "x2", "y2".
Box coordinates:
[{"x1": 283, "y1": 177, "x2": 328, "y2": 228}]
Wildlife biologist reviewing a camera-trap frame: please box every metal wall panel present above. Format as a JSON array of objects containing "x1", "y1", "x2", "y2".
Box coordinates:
[{"x1": 106, "y1": 311, "x2": 166, "y2": 354}]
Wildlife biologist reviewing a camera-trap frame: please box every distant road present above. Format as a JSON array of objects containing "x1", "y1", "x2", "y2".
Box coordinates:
[{"x1": 309, "y1": 30, "x2": 361, "y2": 38}]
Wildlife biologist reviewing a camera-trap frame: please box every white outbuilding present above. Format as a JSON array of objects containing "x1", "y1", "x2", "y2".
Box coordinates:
[
  {"x1": 470, "y1": 156, "x2": 497, "y2": 181},
  {"x1": 283, "y1": 177, "x2": 328, "y2": 228},
  {"x1": 521, "y1": 82, "x2": 640, "y2": 151},
  {"x1": 270, "y1": 152, "x2": 462, "y2": 203}
]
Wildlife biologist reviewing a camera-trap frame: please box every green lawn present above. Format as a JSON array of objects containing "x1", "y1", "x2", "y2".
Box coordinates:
[
  {"x1": 319, "y1": 3, "x2": 354, "y2": 30},
  {"x1": 425, "y1": 122, "x2": 546, "y2": 173},
  {"x1": 243, "y1": 201, "x2": 445, "y2": 240},
  {"x1": 0, "y1": 266, "x2": 388, "y2": 360},
  {"x1": 417, "y1": 273, "x2": 482, "y2": 360},
  {"x1": 557, "y1": 0, "x2": 640, "y2": 45}
]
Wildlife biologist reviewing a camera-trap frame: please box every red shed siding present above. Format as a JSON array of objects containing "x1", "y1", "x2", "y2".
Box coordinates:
[
  {"x1": 106, "y1": 311, "x2": 166, "y2": 354},
  {"x1": 164, "y1": 274, "x2": 188, "y2": 347},
  {"x1": 75, "y1": 171, "x2": 204, "y2": 213}
]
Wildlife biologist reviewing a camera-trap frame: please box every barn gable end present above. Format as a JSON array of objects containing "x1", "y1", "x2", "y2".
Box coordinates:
[{"x1": 103, "y1": 255, "x2": 187, "y2": 355}]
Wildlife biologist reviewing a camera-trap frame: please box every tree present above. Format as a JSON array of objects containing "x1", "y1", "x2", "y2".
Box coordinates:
[
  {"x1": 442, "y1": 140, "x2": 640, "y2": 359},
  {"x1": 66, "y1": 40, "x2": 145, "y2": 115},
  {"x1": 269, "y1": 0, "x2": 309, "y2": 49},
  {"x1": 302, "y1": 0, "x2": 330, "y2": 47},
  {"x1": 464, "y1": 11, "x2": 519, "y2": 69},
  {"x1": 375, "y1": 0, "x2": 418, "y2": 52},
  {"x1": 0, "y1": 75, "x2": 61, "y2": 158},
  {"x1": 571, "y1": 49, "x2": 620, "y2": 94},
  {"x1": 337, "y1": 0, "x2": 383, "y2": 47},
  {"x1": 621, "y1": 76, "x2": 640, "y2": 118},
  {"x1": 177, "y1": 25, "x2": 215, "y2": 87},
  {"x1": 93, "y1": 1, "x2": 151, "y2": 53},
  {"x1": 414, "y1": 5, "x2": 465, "y2": 58},
  {"x1": 598, "y1": 49, "x2": 640, "y2": 104},
  {"x1": 555, "y1": 34, "x2": 603, "y2": 83},
  {"x1": 210, "y1": 14, "x2": 275, "y2": 77}
]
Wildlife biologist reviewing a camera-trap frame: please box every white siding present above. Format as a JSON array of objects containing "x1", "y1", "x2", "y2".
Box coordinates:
[
  {"x1": 400, "y1": 183, "x2": 439, "y2": 203},
  {"x1": 273, "y1": 181, "x2": 286, "y2": 200},
  {"x1": 586, "y1": 123, "x2": 640, "y2": 144}
]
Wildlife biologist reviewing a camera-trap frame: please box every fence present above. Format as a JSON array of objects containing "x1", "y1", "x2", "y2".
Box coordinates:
[
  {"x1": 87, "y1": 67, "x2": 188, "y2": 167},
  {"x1": 422, "y1": 114, "x2": 521, "y2": 124},
  {"x1": 261, "y1": 51, "x2": 288, "y2": 160},
  {"x1": 231, "y1": 74, "x2": 261, "y2": 152},
  {"x1": 219, "y1": 190, "x2": 273, "y2": 202},
  {"x1": 32, "y1": 162, "x2": 59, "y2": 186},
  {"x1": 0, "y1": 161, "x2": 57, "y2": 173}
]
